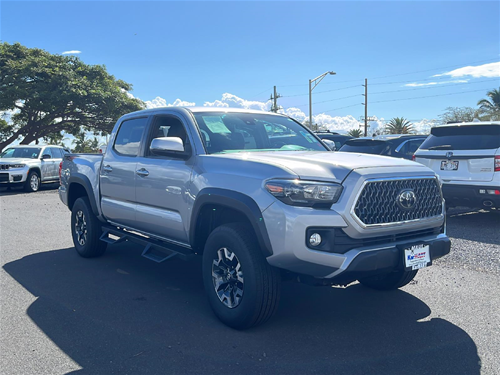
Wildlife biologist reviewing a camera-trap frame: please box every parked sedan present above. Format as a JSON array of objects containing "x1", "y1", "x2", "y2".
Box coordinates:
[{"x1": 339, "y1": 135, "x2": 427, "y2": 160}]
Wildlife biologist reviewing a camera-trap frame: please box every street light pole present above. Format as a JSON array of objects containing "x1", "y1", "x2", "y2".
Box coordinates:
[{"x1": 308, "y1": 71, "x2": 336, "y2": 131}]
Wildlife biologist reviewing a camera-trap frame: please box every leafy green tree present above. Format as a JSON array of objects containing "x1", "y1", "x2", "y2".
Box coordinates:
[
  {"x1": 477, "y1": 88, "x2": 500, "y2": 121},
  {"x1": 42, "y1": 131, "x2": 70, "y2": 148},
  {"x1": 72, "y1": 132, "x2": 100, "y2": 153},
  {"x1": 438, "y1": 107, "x2": 479, "y2": 124},
  {"x1": 347, "y1": 129, "x2": 363, "y2": 138},
  {"x1": 385, "y1": 117, "x2": 414, "y2": 134},
  {"x1": 0, "y1": 42, "x2": 144, "y2": 150}
]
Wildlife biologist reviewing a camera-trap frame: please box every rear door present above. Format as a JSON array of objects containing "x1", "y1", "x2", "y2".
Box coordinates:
[
  {"x1": 100, "y1": 116, "x2": 149, "y2": 227},
  {"x1": 49, "y1": 147, "x2": 63, "y2": 179},
  {"x1": 415, "y1": 124, "x2": 500, "y2": 182}
]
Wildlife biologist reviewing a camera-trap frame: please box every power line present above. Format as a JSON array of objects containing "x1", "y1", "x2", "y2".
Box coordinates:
[
  {"x1": 370, "y1": 87, "x2": 495, "y2": 104},
  {"x1": 322, "y1": 103, "x2": 362, "y2": 113},
  {"x1": 276, "y1": 57, "x2": 499, "y2": 88},
  {"x1": 281, "y1": 84, "x2": 360, "y2": 98}
]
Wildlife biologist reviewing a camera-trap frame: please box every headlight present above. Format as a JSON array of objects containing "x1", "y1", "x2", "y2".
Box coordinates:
[
  {"x1": 265, "y1": 179, "x2": 343, "y2": 207},
  {"x1": 9, "y1": 164, "x2": 26, "y2": 169}
]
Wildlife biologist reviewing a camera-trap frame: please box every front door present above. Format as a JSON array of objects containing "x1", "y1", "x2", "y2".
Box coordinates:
[
  {"x1": 100, "y1": 116, "x2": 149, "y2": 227},
  {"x1": 134, "y1": 114, "x2": 194, "y2": 244},
  {"x1": 40, "y1": 147, "x2": 54, "y2": 181}
]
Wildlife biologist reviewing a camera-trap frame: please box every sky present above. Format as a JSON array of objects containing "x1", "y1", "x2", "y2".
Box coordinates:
[{"x1": 1, "y1": 0, "x2": 500, "y2": 136}]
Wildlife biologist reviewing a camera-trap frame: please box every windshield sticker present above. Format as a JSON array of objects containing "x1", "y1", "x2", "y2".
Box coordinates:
[{"x1": 203, "y1": 116, "x2": 231, "y2": 134}]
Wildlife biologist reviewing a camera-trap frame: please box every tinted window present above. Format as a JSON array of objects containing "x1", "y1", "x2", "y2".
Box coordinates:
[
  {"x1": 147, "y1": 116, "x2": 189, "y2": 156},
  {"x1": 340, "y1": 140, "x2": 388, "y2": 155},
  {"x1": 50, "y1": 148, "x2": 63, "y2": 158},
  {"x1": 419, "y1": 125, "x2": 500, "y2": 150},
  {"x1": 193, "y1": 112, "x2": 327, "y2": 154},
  {"x1": 114, "y1": 117, "x2": 148, "y2": 156},
  {"x1": 42, "y1": 148, "x2": 53, "y2": 158},
  {"x1": 0, "y1": 147, "x2": 41, "y2": 159}
]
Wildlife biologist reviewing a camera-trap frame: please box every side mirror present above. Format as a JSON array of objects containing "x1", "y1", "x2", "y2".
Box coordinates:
[
  {"x1": 150, "y1": 137, "x2": 190, "y2": 158},
  {"x1": 41, "y1": 154, "x2": 52, "y2": 160},
  {"x1": 322, "y1": 139, "x2": 336, "y2": 151}
]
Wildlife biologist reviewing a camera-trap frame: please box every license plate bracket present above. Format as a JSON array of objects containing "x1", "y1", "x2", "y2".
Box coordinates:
[
  {"x1": 400, "y1": 243, "x2": 431, "y2": 271},
  {"x1": 440, "y1": 160, "x2": 459, "y2": 171}
]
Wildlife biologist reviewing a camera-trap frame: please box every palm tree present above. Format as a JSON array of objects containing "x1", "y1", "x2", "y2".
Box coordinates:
[
  {"x1": 477, "y1": 88, "x2": 500, "y2": 120},
  {"x1": 347, "y1": 129, "x2": 363, "y2": 138},
  {"x1": 385, "y1": 117, "x2": 414, "y2": 134}
]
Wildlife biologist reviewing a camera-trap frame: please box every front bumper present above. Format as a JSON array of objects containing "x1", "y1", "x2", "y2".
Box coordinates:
[
  {"x1": 443, "y1": 183, "x2": 500, "y2": 208},
  {"x1": 0, "y1": 169, "x2": 28, "y2": 184},
  {"x1": 263, "y1": 201, "x2": 450, "y2": 283}
]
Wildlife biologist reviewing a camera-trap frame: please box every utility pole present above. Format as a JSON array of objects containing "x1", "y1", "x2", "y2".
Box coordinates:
[
  {"x1": 362, "y1": 78, "x2": 368, "y2": 136},
  {"x1": 309, "y1": 71, "x2": 336, "y2": 131},
  {"x1": 270, "y1": 86, "x2": 282, "y2": 113}
]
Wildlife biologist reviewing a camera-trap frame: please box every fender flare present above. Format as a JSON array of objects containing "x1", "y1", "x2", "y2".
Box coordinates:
[
  {"x1": 68, "y1": 173, "x2": 99, "y2": 216},
  {"x1": 190, "y1": 188, "x2": 273, "y2": 257}
]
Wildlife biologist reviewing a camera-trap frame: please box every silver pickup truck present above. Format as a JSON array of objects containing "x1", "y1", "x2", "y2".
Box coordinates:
[
  {"x1": 1, "y1": 144, "x2": 68, "y2": 192},
  {"x1": 59, "y1": 107, "x2": 450, "y2": 329}
]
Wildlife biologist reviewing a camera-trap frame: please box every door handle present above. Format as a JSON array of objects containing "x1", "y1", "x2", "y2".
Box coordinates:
[
  {"x1": 103, "y1": 165, "x2": 113, "y2": 173},
  {"x1": 136, "y1": 168, "x2": 149, "y2": 177}
]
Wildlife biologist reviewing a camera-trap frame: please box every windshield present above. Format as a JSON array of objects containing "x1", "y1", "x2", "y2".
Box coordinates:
[
  {"x1": 339, "y1": 140, "x2": 388, "y2": 155},
  {"x1": 0, "y1": 147, "x2": 41, "y2": 159},
  {"x1": 420, "y1": 125, "x2": 500, "y2": 150},
  {"x1": 193, "y1": 112, "x2": 327, "y2": 154}
]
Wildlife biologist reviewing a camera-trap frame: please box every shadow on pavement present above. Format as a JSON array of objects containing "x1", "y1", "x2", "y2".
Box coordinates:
[
  {"x1": 0, "y1": 183, "x2": 59, "y2": 196},
  {"x1": 447, "y1": 208, "x2": 500, "y2": 245},
  {"x1": 3, "y1": 242, "x2": 481, "y2": 375}
]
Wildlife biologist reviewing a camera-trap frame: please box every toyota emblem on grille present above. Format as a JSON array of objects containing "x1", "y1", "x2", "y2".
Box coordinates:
[{"x1": 397, "y1": 189, "x2": 417, "y2": 210}]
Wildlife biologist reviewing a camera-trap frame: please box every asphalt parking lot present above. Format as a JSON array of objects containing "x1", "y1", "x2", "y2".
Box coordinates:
[{"x1": 1, "y1": 186, "x2": 499, "y2": 375}]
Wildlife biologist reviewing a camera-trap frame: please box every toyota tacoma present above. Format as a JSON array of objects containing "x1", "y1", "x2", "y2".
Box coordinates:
[{"x1": 59, "y1": 107, "x2": 450, "y2": 329}]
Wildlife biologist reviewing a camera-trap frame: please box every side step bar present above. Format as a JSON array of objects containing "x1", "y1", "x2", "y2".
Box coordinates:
[{"x1": 100, "y1": 226, "x2": 195, "y2": 262}]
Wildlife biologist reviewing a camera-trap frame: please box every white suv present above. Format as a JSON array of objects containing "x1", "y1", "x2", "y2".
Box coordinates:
[{"x1": 414, "y1": 122, "x2": 500, "y2": 209}]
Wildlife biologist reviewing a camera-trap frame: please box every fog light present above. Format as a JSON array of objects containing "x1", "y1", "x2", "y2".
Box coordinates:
[{"x1": 309, "y1": 233, "x2": 322, "y2": 247}]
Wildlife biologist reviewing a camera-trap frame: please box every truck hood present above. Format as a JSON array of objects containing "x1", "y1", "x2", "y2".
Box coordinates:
[{"x1": 211, "y1": 151, "x2": 428, "y2": 182}]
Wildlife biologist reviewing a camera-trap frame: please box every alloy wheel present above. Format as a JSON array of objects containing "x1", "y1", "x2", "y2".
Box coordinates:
[
  {"x1": 212, "y1": 248, "x2": 244, "y2": 308},
  {"x1": 75, "y1": 210, "x2": 87, "y2": 246},
  {"x1": 30, "y1": 174, "x2": 39, "y2": 191}
]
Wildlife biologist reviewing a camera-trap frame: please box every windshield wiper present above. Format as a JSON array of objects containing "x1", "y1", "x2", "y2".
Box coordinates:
[{"x1": 427, "y1": 145, "x2": 452, "y2": 150}]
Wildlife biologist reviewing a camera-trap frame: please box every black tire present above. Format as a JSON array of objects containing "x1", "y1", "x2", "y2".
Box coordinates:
[
  {"x1": 71, "y1": 197, "x2": 107, "y2": 258},
  {"x1": 24, "y1": 170, "x2": 40, "y2": 192},
  {"x1": 202, "y1": 223, "x2": 281, "y2": 330},
  {"x1": 358, "y1": 269, "x2": 418, "y2": 291}
]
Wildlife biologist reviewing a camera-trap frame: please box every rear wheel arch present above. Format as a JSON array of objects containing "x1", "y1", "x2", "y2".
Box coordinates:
[
  {"x1": 67, "y1": 174, "x2": 99, "y2": 216},
  {"x1": 190, "y1": 188, "x2": 273, "y2": 257}
]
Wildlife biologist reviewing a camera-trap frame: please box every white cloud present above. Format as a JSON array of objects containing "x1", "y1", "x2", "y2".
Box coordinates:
[
  {"x1": 61, "y1": 50, "x2": 81, "y2": 55},
  {"x1": 139, "y1": 93, "x2": 436, "y2": 136},
  {"x1": 145, "y1": 97, "x2": 196, "y2": 108},
  {"x1": 433, "y1": 61, "x2": 500, "y2": 78},
  {"x1": 204, "y1": 93, "x2": 272, "y2": 111},
  {"x1": 404, "y1": 79, "x2": 468, "y2": 87}
]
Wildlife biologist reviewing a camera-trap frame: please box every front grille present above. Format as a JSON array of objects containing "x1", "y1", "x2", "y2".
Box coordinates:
[
  {"x1": 353, "y1": 178, "x2": 443, "y2": 226},
  {"x1": 0, "y1": 173, "x2": 9, "y2": 182}
]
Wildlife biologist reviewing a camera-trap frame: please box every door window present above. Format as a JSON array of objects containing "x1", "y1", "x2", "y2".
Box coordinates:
[
  {"x1": 113, "y1": 117, "x2": 148, "y2": 156},
  {"x1": 50, "y1": 148, "x2": 63, "y2": 158},
  {"x1": 146, "y1": 116, "x2": 189, "y2": 157},
  {"x1": 42, "y1": 148, "x2": 53, "y2": 159}
]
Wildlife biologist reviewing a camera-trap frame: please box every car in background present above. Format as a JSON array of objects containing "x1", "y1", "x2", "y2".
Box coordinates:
[
  {"x1": 0, "y1": 145, "x2": 69, "y2": 192},
  {"x1": 414, "y1": 122, "x2": 500, "y2": 209},
  {"x1": 314, "y1": 131, "x2": 353, "y2": 151},
  {"x1": 339, "y1": 134, "x2": 427, "y2": 160}
]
